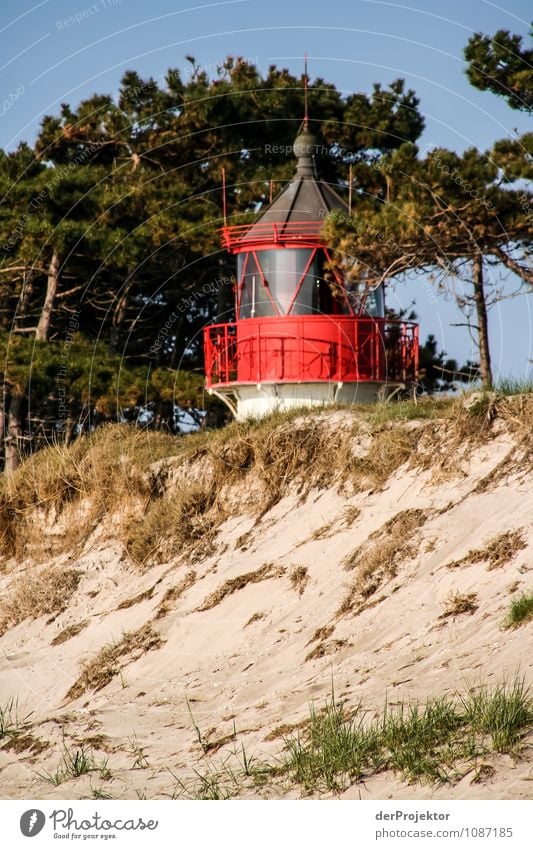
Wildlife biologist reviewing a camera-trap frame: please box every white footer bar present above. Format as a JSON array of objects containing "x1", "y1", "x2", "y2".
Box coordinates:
[{"x1": 2, "y1": 799, "x2": 532, "y2": 849}]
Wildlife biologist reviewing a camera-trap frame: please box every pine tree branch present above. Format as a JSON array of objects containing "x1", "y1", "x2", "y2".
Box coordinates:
[
  {"x1": 0, "y1": 265, "x2": 46, "y2": 275},
  {"x1": 489, "y1": 246, "x2": 533, "y2": 286}
]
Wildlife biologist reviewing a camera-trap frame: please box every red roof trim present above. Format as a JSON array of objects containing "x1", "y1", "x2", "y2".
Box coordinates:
[{"x1": 221, "y1": 221, "x2": 327, "y2": 252}]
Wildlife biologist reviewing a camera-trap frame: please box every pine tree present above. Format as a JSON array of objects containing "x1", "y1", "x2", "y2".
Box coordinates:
[
  {"x1": 324, "y1": 139, "x2": 532, "y2": 387},
  {"x1": 465, "y1": 23, "x2": 533, "y2": 112}
]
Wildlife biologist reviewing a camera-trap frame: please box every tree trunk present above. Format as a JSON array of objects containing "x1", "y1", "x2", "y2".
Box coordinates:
[
  {"x1": 472, "y1": 252, "x2": 493, "y2": 388},
  {"x1": 169, "y1": 316, "x2": 185, "y2": 368},
  {"x1": 109, "y1": 279, "x2": 135, "y2": 352},
  {"x1": 64, "y1": 409, "x2": 78, "y2": 446},
  {"x1": 36, "y1": 249, "x2": 60, "y2": 341},
  {"x1": 0, "y1": 390, "x2": 5, "y2": 472},
  {"x1": 4, "y1": 388, "x2": 24, "y2": 475},
  {"x1": 15, "y1": 269, "x2": 35, "y2": 328}
]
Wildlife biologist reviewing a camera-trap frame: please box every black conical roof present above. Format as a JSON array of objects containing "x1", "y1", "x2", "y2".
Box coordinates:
[{"x1": 241, "y1": 127, "x2": 348, "y2": 241}]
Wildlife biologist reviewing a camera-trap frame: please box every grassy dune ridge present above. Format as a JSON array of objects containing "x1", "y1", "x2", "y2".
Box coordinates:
[{"x1": 0, "y1": 388, "x2": 532, "y2": 799}]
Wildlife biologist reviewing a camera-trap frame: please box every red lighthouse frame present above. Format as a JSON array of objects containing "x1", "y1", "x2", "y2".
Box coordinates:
[{"x1": 204, "y1": 128, "x2": 418, "y2": 418}]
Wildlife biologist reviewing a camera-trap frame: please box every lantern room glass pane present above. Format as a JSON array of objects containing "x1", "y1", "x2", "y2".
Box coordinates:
[
  {"x1": 290, "y1": 250, "x2": 353, "y2": 316},
  {"x1": 345, "y1": 283, "x2": 385, "y2": 317},
  {"x1": 237, "y1": 252, "x2": 276, "y2": 318},
  {"x1": 256, "y1": 249, "x2": 312, "y2": 314},
  {"x1": 366, "y1": 286, "x2": 384, "y2": 317},
  {"x1": 291, "y1": 252, "x2": 340, "y2": 315}
]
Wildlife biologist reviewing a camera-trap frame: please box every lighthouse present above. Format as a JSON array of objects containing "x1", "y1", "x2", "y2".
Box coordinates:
[{"x1": 204, "y1": 126, "x2": 418, "y2": 420}]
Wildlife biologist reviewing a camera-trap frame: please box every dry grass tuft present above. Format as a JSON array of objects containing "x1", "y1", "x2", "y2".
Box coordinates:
[
  {"x1": 235, "y1": 530, "x2": 253, "y2": 550},
  {"x1": 234, "y1": 420, "x2": 347, "y2": 509},
  {"x1": 2, "y1": 734, "x2": 49, "y2": 755},
  {"x1": 244, "y1": 611, "x2": 267, "y2": 627},
  {"x1": 198, "y1": 563, "x2": 285, "y2": 611},
  {"x1": 0, "y1": 426, "x2": 180, "y2": 559},
  {"x1": 414, "y1": 393, "x2": 533, "y2": 481},
  {"x1": 305, "y1": 639, "x2": 348, "y2": 662},
  {"x1": 309, "y1": 523, "x2": 335, "y2": 541},
  {"x1": 356, "y1": 425, "x2": 419, "y2": 488},
  {"x1": 474, "y1": 448, "x2": 520, "y2": 493},
  {"x1": 440, "y1": 591, "x2": 479, "y2": 619},
  {"x1": 155, "y1": 571, "x2": 196, "y2": 619},
  {"x1": 471, "y1": 763, "x2": 497, "y2": 784},
  {"x1": 0, "y1": 565, "x2": 82, "y2": 635},
  {"x1": 343, "y1": 505, "x2": 361, "y2": 525},
  {"x1": 289, "y1": 566, "x2": 309, "y2": 595},
  {"x1": 117, "y1": 588, "x2": 155, "y2": 610},
  {"x1": 51, "y1": 619, "x2": 89, "y2": 646},
  {"x1": 447, "y1": 530, "x2": 527, "y2": 571},
  {"x1": 77, "y1": 734, "x2": 114, "y2": 753},
  {"x1": 494, "y1": 392, "x2": 533, "y2": 433},
  {"x1": 264, "y1": 718, "x2": 308, "y2": 742},
  {"x1": 66, "y1": 623, "x2": 163, "y2": 700},
  {"x1": 124, "y1": 487, "x2": 216, "y2": 567},
  {"x1": 339, "y1": 509, "x2": 429, "y2": 614},
  {"x1": 307, "y1": 624, "x2": 335, "y2": 645}
]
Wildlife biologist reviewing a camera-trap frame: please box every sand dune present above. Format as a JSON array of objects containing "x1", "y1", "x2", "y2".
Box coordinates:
[{"x1": 0, "y1": 401, "x2": 531, "y2": 799}]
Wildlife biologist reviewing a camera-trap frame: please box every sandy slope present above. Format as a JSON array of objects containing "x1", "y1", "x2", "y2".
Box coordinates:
[{"x1": 0, "y1": 411, "x2": 531, "y2": 799}]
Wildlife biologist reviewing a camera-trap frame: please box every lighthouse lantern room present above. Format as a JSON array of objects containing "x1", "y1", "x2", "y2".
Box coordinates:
[{"x1": 204, "y1": 126, "x2": 418, "y2": 419}]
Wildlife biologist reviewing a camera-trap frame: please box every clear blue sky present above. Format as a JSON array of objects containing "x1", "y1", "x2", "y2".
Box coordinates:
[{"x1": 1, "y1": 0, "x2": 532, "y2": 379}]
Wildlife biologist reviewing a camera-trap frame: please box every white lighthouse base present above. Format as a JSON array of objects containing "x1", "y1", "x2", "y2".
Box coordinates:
[{"x1": 208, "y1": 381, "x2": 405, "y2": 420}]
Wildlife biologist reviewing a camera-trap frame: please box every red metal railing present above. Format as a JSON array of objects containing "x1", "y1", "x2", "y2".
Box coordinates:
[
  {"x1": 221, "y1": 221, "x2": 327, "y2": 251},
  {"x1": 204, "y1": 316, "x2": 418, "y2": 388}
]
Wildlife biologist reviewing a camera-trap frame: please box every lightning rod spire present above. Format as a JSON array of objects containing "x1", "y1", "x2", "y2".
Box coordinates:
[{"x1": 303, "y1": 53, "x2": 309, "y2": 130}]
